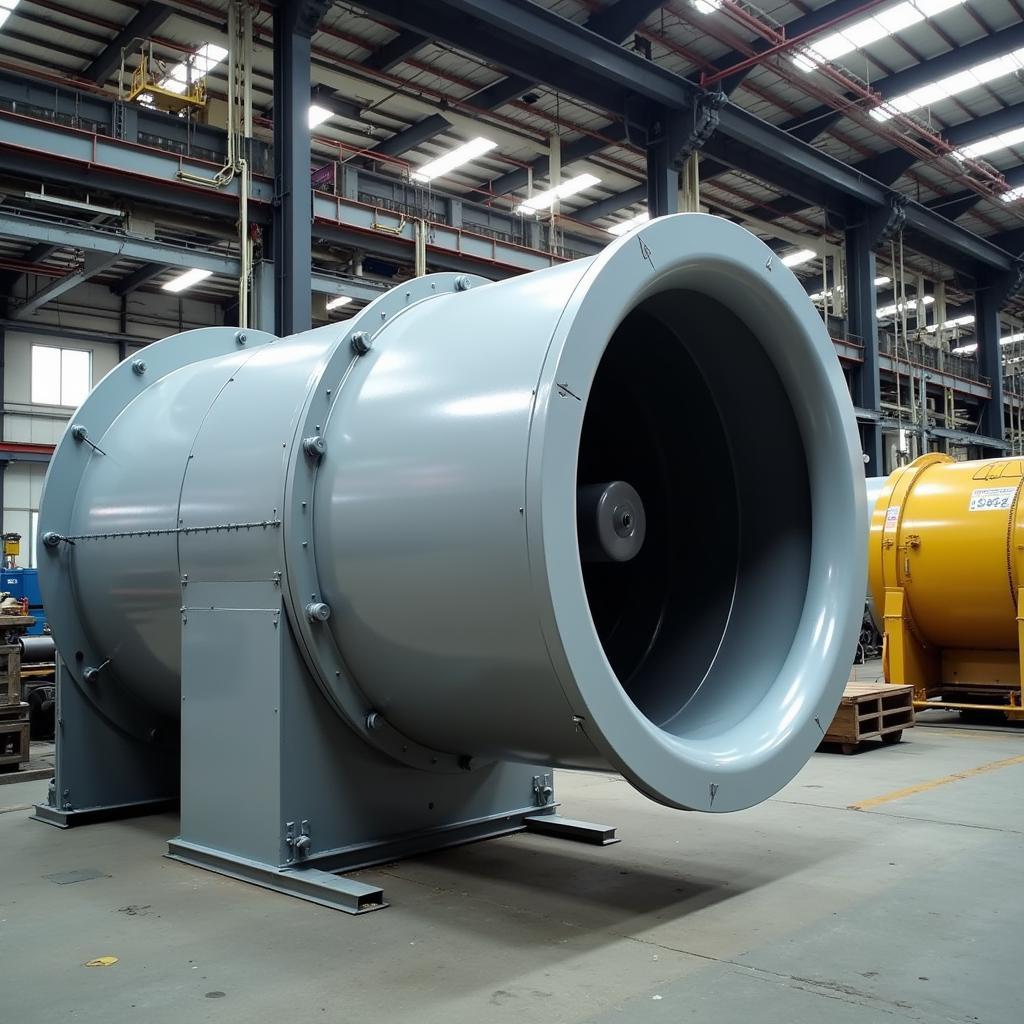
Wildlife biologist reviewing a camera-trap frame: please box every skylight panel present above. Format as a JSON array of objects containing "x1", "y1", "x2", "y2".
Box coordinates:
[
  {"x1": 160, "y1": 43, "x2": 228, "y2": 95},
  {"x1": 607, "y1": 212, "x2": 650, "y2": 236},
  {"x1": 956, "y1": 127, "x2": 1024, "y2": 161},
  {"x1": 873, "y1": 48, "x2": 1024, "y2": 120},
  {"x1": 794, "y1": 0, "x2": 967, "y2": 73},
  {"x1": 0, "y1": 0, "x2": 20, "y2": 30}
]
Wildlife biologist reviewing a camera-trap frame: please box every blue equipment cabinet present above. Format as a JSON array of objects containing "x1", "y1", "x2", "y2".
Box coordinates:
[{"x1": 2, "y1": 568, "x2": 46, "y2": 634}]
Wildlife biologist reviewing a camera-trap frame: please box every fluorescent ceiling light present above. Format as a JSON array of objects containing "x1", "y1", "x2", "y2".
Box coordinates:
[
  {"x1": 411, "y1": 137, "x2": 497, "y2": 183},
  {"x1": 607, "y1": 212, "x2": 650, "y2": 236},
  {"x1": 955, "y1": 126, "x2": 1024, "y2": 161},
  {"x1": 325, "y1": 294, "x2": 352, "y2": 311},
  {"x1": 1003, "y1": 184, "x2": 1024, "y2": 204},
  {"x1": 309, "y1": 105, "x2": 333, "y2": 129},
  {"x1": 693, "y1": 0, "x2": 721, "y2": 12},
  {"x1": 780, "y1": 248, "x2": 816, "y2": 268},
  {"x1": 0, "y1": 0, "x2": 19, "y2": 30},
  {"x1": 877, "y1": 294, "x2": 935, "y2": 318},
  {"x1": 872, "y1": 46, "x2": 1024, "y2": 120},
  {"x1": 794, "y1": 0, "x2": 964, "y2": 73},
  {"x1": 160, "y1": 43, "x2": 228, "y2": 96},
  {"x1": 162, "y1": 268, "x2": 212, "y2": 293},
  {"x1": 517, "y1": 173, "x2": 602, "y2": 214}
]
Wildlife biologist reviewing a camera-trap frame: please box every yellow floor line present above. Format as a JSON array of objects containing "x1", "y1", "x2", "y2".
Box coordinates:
[{"x1": 849, "y1": 754, "x2": 1024, "y2": 811}]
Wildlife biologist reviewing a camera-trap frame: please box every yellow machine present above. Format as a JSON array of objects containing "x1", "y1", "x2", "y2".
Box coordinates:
[{"x1": 869, "y1": 453, "x2": 1024, "y2": 718}]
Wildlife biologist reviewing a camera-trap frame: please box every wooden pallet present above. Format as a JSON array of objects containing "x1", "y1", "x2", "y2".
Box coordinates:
[
  {"x1": 821, "y1": 683, "x2": 915, "y2": 754},
  {"x1": 0, "y1": 643, "x2": 21, "y2": 707},
  {"x1": 0, "y1": 701, "x2": 30, "y2": 769}
]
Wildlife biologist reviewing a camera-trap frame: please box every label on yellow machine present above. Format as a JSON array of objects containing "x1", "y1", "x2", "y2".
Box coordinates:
[{"x1": 968, "y1": 487, "x2": 1016, "y2": 511}]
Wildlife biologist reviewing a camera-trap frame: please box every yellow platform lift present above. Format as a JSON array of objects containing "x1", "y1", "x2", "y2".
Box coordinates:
[
  {"x1": 869, "y1": 453, "x2": 1024, "y2": 719},
  {"x1": 122, "y1": 42, "x2": 210, "y2": 114}
]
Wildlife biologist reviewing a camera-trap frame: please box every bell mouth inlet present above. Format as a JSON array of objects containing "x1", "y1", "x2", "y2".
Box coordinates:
[
  {"x1": 532, "y1": 214, "x2": 866, "y2": 812},
  {"x1": 578, "y1": 289, "x2": 811, "y2": 734}
]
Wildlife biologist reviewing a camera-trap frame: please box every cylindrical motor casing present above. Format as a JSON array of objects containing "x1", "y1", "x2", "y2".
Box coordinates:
[
  {"x1": 869, "y1": 453, "x2": 1024, "y2": 650},
  {"x1": 38, "y1": 214, "x2": 866, "y2": 814}
]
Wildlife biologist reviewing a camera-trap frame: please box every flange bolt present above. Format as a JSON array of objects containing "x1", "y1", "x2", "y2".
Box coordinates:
[
  {"x1": 454, "y1": 275, "x2": 471, "y2": 291},
  {"x1": 302, "y1": 435, "x2": 327, "y2": 460},
  {"x1": 70, "y1": 424, "x2": 88, "y2": 441},
  {"x1": 235, "y1": 331, "x2": 247, "y2": 346},
  {"x1": 366, "y1": 711, "x2": 384, "y2": 731},
  {"x1": 42, "y1": 531, "x2": 63, "y2": 549},
  {"x1": 350, "y1": 331, "x2": 372, "y2": 355},
  {"x1": 131, "y1": 359, "x2": 147, "y2": 375},
  {"x1": 306, "y1": 601, "x2": 331, "y2": 623}
]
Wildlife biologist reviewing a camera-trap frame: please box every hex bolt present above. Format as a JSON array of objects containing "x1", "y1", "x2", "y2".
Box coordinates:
[
  {"x1": 365, "y1": 711, "x2": 384, "y2": 731},
  {"x1": 302, "y1": 435, "x2": 327, "y2": 460},
  {"x1": 131, "y1": 359, "x2": 147, "y2": 376},
  {"x1": 454, "y1": 274, "x2": 472, "y2": 291},
  {"x1": 83, "y1": 666, "x2": 100, "y2": 684},
  {"x1": 70, "y1": 424, "x2": 89, "y2": 441},
  {"x1": 350, "y1": 331, "x2": 372, "y2": 355},
  {"x1": 306, "y1": 601, "x2": 331, "y2": 623},
  {"x1": 292, "y1": 833, "x2": 311, "y2": 856},
  {"x1": 235, "y1": 330, "x2": 247, "y2": 346},
  {"x1": 42, "y1": 531, "x2": 62, "y2": 548}
]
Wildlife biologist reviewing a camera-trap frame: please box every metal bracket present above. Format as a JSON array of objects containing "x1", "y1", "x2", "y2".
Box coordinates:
[
  {"x1": 864, "y1": 193, "x2": 907, "y2": 246},
  {"x1": 285, "y1": 819, "x2": 312, "y2": 862},
  {"x1": 532, "y1": 773, "x2": 553, "y2": 807}
]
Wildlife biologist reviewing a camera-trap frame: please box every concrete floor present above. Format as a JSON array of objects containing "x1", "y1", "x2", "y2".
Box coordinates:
[{"x1": 2, "y1": 722, "x2": 1023, "y2": 1024}]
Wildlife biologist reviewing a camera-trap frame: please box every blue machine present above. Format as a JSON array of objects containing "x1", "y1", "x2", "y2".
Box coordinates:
[{"x1": 3, "y1": 568, "x2": 46, "y2": 635}]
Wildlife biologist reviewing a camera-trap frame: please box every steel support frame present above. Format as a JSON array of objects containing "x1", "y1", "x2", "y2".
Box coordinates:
[{"x1": 353, "y1": 0, "x2": 1017, "y2": 277}]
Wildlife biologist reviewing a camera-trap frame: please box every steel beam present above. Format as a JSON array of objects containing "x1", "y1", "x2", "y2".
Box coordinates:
[
  {"x1": 354, "y1": 0, "x2": 1015, "y2": 276},
  {"x1": 0, "y1": 211, "x2": 239, "y2": 276},
  {"x1": 365, "y1": 0, "x2": 664, "y2": 161},
  {"x1": 112, "y1": 262, "x2": 167, "y2": 296},
  {"x1": 573, "y1": 184, "x2": 647, "y2": 223},
  {"x1": 373, "y1": 113, "x2": 451, "y2": 159},
  {"x1": 487, "y1": 124, "x2": 626, "y2": 197},
  {"x1": 363, "y1": 29, "x2": 428, "y2": 72},
  {"x1": 12, "y1": 252, "x2": 120, "y2": 319},
  {"x1": 311, "y1": 192, "x2": 565, "y2": 275},
  {"x1": 81, "y1": 2, "x2": 173, "y2": 84}
]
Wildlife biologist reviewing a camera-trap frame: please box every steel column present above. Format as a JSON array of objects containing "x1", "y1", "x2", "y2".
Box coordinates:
[
  {"x1": 273, "y1": 2, "x2": 330, "y2": 336},
  {"x1": 974, "y1": 274, "x2": 1020, "y2": 444},
  {"x1": 846, "y1": 218, "x2": 884, "y2": 475}
]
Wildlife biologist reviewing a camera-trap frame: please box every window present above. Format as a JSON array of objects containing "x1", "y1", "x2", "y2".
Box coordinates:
[
  {"x1": 29, "y1": 511, "x2": 38, "y2": 569},
  {"x1": 31, "y1": 345, "x2": 91, "y2": 407}
]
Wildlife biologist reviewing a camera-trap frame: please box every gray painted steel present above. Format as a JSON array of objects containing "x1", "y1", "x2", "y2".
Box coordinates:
[{"x1": 36, "y1": 214, "x2": 865, "y2": 905}]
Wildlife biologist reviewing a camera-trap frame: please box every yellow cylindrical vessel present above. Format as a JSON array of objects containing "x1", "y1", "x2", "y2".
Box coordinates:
[{"x1": 869, "y1": 453, "x2": 1024, "y2": 713}]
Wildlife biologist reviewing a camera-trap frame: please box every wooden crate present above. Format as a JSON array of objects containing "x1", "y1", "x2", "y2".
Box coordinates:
[
  {"x1": 822, "y1": 683, "x2": 915, "y2": 754},
  {"x1": 0, "y1": 643, "x2": 20, "y2": 707},
  {"x1": 0, "y1": 701, "x2": 30, "y2": 769}
]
